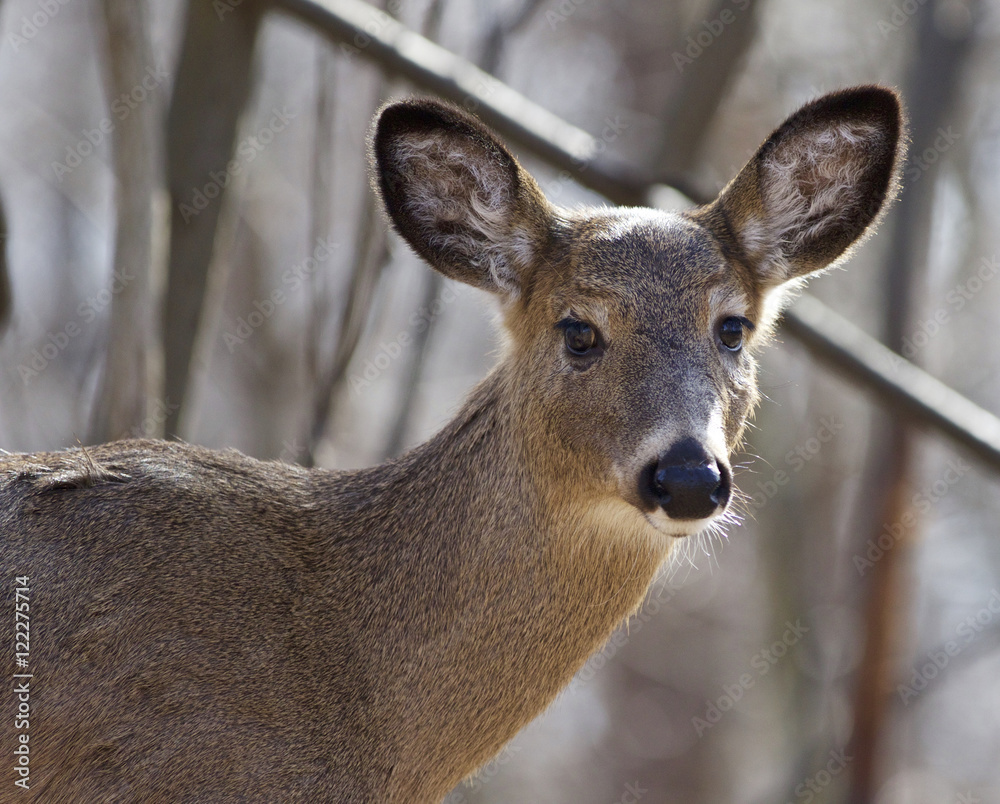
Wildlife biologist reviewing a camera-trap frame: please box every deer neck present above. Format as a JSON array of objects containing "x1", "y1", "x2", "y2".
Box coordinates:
[
  {"x1": 316, "y1": 366, "x2": 670, "y2": 797},
  {"x1": 380, "y1": 365, "x2": 668, "y2": 626}
]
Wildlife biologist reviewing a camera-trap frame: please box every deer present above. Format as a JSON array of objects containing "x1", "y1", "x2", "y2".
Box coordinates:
[{"x1": 1, "y1": 86, "x2": 903, "y2": 802}]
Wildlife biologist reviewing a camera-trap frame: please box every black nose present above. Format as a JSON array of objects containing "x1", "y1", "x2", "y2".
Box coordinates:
[{"x1": 642, "y1": 438, "x2": 730, "y2": 520}]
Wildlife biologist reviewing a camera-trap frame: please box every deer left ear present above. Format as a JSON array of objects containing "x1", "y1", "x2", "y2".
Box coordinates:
[
  {"x1": 372, "y1": 98, "x2": 552, "y2": 298},
  {"x1": 703, "y1": 86, "x2": 906, "y2": 287}
]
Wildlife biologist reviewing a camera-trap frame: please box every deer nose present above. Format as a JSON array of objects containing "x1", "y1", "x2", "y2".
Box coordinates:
[{"x1": 644, "y1": 438, "x2": 730, "y2": 521}]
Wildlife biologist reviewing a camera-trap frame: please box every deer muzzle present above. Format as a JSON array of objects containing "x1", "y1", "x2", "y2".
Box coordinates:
[{"x1": 641, "y1": 437, "x2": 731, "y2": 521}]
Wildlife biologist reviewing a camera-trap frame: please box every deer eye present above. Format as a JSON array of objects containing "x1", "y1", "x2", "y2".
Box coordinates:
[
  {"x1": 557, "y1": 317, "x2": 600, "y2": 357},
  {"x1": 718, "y1": 316, "x2": 752, "y2": 352}
]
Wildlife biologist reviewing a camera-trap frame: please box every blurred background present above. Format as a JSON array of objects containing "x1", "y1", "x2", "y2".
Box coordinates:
[{"x1": 1, "y1": 0, "x2": 998, "y2": 801}]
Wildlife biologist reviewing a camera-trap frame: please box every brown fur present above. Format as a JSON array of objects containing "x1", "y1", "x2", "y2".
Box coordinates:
[{"x1": 1, "y1": 87, "x2": 904, "y2": 803}]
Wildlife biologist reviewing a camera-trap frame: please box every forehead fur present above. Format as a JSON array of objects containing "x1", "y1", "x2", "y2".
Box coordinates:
[
  {"x1": 510, "y1": 207, "x2": 758, "y2": 345},
  {"x1": 551, "y1": 208, "x2": 737, "y2": 301}
]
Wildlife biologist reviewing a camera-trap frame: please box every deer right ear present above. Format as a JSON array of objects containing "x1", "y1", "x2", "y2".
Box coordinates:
[
  {"x1": 372, "y1": 99, "x2": 552, "y2": 297},
  {"x1": 705, "y1": 86, "x2": 905, "y2": 289}
]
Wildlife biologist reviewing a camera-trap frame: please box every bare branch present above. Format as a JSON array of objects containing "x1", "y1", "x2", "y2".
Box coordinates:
[
  {"x1": 654, "y1": 0, "x2": 762, "y2": 178},
  {"x1": 89, "y1": 0, "x2": 165, "y2": 442},
  {"x1": 162, "y1": 0, "x2": 265, "y2": 437}
]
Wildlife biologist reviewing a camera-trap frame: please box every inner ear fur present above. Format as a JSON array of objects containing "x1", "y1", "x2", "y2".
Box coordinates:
[
  {"x1": 372, "y1": 98, "x2": 551, "y2": 296},
  {"x1": 703, "y1": 86, "x2": 906, "y2": 286}
]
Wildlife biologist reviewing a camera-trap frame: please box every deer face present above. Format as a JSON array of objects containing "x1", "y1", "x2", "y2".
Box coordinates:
[
  {"x1": 373, "y1": 88, "x2": 902, "y2": 537},
  {"x1": 502, "y1": 208, "x2": 755, "y2": 535}
]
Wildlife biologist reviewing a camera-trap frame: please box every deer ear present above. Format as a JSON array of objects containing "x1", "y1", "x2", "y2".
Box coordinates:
[
  {"x1": 372, "y1": 98, "x2": 552, "y2": 297},
  {"x1": 706, "y1": 86, "x2": 905, "y2": 287}
]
